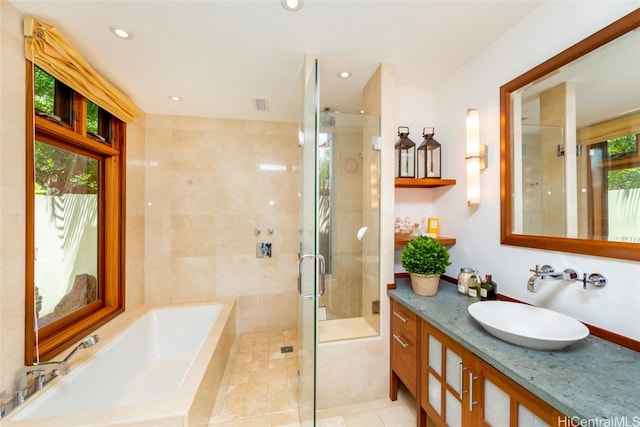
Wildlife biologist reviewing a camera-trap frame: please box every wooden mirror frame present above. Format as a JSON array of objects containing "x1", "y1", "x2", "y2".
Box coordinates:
[{"x1": 500, "y1": 8, "x2": 640, "y2": 261}]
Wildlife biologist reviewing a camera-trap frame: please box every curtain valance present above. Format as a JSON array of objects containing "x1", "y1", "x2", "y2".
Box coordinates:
[{"x1": 24, "y1": 16, "x2": 141, "y2": 123}]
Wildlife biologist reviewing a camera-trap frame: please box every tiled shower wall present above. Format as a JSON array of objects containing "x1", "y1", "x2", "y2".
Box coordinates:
[{"x1": 142, "y1": 115, "x2": 300, "y2": 333}]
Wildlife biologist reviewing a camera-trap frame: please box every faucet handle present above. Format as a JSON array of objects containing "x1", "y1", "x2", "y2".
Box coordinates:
[
  {"x1": 33, "y1": 369, "x2": 46, "y2": 391},
  {"x1": 584, "y1": 273, "x2": 607, "y2": 289},
  {"x1": 529, "y1": 264, "x2": 555, "y2": 275}
]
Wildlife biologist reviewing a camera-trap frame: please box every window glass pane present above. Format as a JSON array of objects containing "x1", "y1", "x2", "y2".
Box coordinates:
[
  {"x1": 86, "y1": 100, "x2": 99, "y2": 135},
  {"x1": 86, "y1": 99, "x2": 113, "y2": 144},
  {"x1": 34, "y1": 66, "x2": 73, "y2": 126},
  {"x1": 608, "y1": 166, "x2": 640, "y2": 243},
  {"x1": 34, "y1": 140, "x2": 99, "y2": 327},
  {"x1": 607, "y1": 134, "x2": 638, "y2": 158},
  {"x1": 34, "y1": 67, "x2": 55, "y2": 115}
]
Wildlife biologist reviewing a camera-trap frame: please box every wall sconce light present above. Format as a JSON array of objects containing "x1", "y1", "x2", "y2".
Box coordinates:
[
  {"x1": 417, "y1": 127, "x2": 441, "y2": 179},
  {"x1": 465, "y1": 109, "x2": 488, "y2": 206},
  {"x1": 395, "y1": 126, "x2": 416, "y2": 178}
]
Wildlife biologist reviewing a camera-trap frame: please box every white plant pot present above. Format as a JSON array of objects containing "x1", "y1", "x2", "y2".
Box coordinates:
[{"x1": 409, "y1": 273, "x2": 441, "y2": 296}]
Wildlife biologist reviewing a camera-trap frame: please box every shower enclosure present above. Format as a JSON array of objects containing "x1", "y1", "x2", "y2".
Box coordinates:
[
  {"x1": 297, "y1": 58, "x2": 381, "y2": 425},
  {"x1": 316, "y1": 109, "x2": 381, "y2": 341}
]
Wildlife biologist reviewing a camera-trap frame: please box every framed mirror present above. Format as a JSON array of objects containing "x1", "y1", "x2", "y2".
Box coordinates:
[{"x1": 500, "y1": 8, "x2": 640, "y2": 261}]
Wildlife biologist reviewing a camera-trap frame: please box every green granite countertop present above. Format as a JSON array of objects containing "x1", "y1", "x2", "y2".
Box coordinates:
[{"x1": 388, "y1": 278, "x2": 640, "y2": 421}]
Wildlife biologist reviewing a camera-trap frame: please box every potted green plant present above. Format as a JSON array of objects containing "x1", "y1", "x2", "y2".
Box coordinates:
[{"x1": 401, "y1": 236, "x2": 451, "y2": 296}]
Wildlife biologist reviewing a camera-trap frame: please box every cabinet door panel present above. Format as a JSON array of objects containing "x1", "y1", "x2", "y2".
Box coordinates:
[
  {"x1": 429, "y1": 334, "x2": 443, "y2": 376},
  {"x1": 445, "y1": 348, "x2": 462, "y2": 395},
  {"x1": 483, "y1": 378, "x2": 510, "y2": 426},
  {"x1": 474, "y1": 354, "x2": 556, "y2": 427},
  {"x1": 445, "y1": 389, "x2": 463, "y2": 427},
  {"x1": 518, "y1": 404, "x2": 550, "y2": 427},
  {"x1": 428, "y1": 372, "x2": 442, "y2": 414}
]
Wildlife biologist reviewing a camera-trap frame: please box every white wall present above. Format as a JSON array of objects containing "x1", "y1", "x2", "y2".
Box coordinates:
[
  {"x1": 424, "y1": 1, "x2": 640, "y2": 340},
  {"x1": 394, "y1": 86, "x2": 438, "y2": 273}
]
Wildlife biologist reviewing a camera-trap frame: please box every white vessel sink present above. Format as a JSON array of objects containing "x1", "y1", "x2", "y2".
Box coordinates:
[{"x1": 468, "y1": 301, "x2": 589, "y2": 351}]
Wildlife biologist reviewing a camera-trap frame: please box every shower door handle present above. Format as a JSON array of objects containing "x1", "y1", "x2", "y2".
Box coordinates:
[
  {"x1": 317, "y1": 254, "x2": 326, "y2": 297},
  {"x1": 297, "y1": 254, "x2": 325, "y2": 299},
  {"x1": 298, "y1": 254, "x2": 316, "y2": 299}
]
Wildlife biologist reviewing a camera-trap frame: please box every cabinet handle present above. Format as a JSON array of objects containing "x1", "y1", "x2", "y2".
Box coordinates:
[
  {"x1": 393, "y1": 334, "x2": 409, "y2": 348},
  {"x1": 459, "y1": 363, "x2": 468, "y2": 400},
  {"x1": 469, "y1": 372, "x2": 479, "y2": 412},
  {"x1": 393, "y1": 310, "x2": 409, "y2": 323}
]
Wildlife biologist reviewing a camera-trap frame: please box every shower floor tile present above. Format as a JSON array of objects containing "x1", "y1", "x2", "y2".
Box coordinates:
[{"x1": 209, "y1": 329, "x2": 419, "y2": 427}]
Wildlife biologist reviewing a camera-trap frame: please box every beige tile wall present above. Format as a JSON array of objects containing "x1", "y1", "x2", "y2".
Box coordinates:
[
  {"x1": 125, "y1": 115, "x2": 147, "y2": 309},
  {"x1": 143, "y1": 115, "x2": 300, "y2": 333},
  {"x1": 0, "y1": 0, "x2": 28, "y2": 394}
]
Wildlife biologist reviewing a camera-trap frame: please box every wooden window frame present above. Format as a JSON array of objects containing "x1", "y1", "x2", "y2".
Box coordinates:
[{"x1": 25, "y1": 62, "x2": 125, "y2": 365}]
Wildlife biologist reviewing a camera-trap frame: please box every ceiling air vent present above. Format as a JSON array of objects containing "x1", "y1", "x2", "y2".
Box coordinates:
[{"x1": 254, "y1": 98, "x2": 269, "y2": 112}]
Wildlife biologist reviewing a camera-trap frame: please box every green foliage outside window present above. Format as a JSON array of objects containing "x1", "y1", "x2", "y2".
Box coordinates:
[
  {"x1": 33, "y1": 67, "x2": 99, "y2": 195},
  {"x1": 607, "y1": 135, "x2": 640, "y2": 190},
  {"x1": 34, "y1": 66, "x2": 99, "y2": 133},
  {"x1": 35, "y1": 142, "x2": 98, "y2": 195},
  {"x1": 34, "y1": 67, "x2": 55, "y2": 114},
  {"x1": 86, "y1": 100, "x2": 99, "y2": 134}
]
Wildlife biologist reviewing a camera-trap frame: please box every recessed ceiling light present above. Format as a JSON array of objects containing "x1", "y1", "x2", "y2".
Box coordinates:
[
  {"x1": 109, "y1": 25, "x2": 134, "y2": 40},
  {"x1": 338, "y1": 70, "x2": 352, "y2": 79},
  {"x1": 169, "y1": 95, "x2": 182, "y2": 102},
  {"x1": 282, "y1": 0, "x2": 303, "y2": 12}
]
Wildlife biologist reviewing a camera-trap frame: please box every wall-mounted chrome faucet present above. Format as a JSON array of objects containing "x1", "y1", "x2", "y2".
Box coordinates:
[
  {"x1": 527, "y1": 265, "x2": 574, "y2": 292},
  {"x1": 527, "y1": 264, "x2": 606, "y2": 292}
]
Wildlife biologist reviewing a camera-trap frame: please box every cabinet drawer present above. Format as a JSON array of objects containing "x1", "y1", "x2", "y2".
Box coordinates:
[
  {"x1": 391, "y1": 299, "x2": 417, "y2": 335},
  {"x1": 391, "y1": 328, "x2": 417, "y2": 395}
]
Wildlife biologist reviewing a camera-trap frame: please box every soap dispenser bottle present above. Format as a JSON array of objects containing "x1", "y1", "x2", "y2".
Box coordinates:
[
  {"x1": 468, "y1": 271, "x2": 482, "y2": 301},
  {"x1": 481, "y1": 274, "x2": 497, "y2": 300}
]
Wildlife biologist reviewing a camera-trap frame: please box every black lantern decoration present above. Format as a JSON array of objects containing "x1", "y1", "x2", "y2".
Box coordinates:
[
  {"x1": 417, "y1": 127, "x2": 441, "y2": 178},
  {"x1": 394, "y1": 126, "x2": 416, "y2": 178}
]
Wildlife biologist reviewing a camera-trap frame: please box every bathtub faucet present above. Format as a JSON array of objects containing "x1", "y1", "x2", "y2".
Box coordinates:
[
  {"x1": 14, "y1": 361, "x2": 69, "y2": 407},
  {"x1": 13, "y1": 334, "x2": 99, "y2": 407}
]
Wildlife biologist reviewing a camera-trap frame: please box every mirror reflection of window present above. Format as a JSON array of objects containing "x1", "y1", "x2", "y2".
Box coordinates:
[
  {"x1": 34, "y1": 141, "x2": 99, "y2": 327},
  {"x1": 588, "y1": 134, "x2": 640, "y2": 242}
]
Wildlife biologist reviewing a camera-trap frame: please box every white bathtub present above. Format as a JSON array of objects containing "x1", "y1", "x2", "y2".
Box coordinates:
[{"x1": 2, "y1": 300, "x2": 235, "y2": 427}]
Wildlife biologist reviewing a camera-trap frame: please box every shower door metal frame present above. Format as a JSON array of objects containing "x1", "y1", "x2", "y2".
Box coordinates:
[{"x1": 297, "y1": 57, "x2": 320, "y2": 426}]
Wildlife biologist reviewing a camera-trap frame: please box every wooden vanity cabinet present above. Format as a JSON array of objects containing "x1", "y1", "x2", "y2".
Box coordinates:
[
  {"x1": 420, "y1": 318, "x2": 572, "y2": 427},
  {"x1": 420, "y1": 318, "x2": 467, "y2": 427},
  {"x1": 390, "y1": 299, "x2": 419, "y2": 399}
]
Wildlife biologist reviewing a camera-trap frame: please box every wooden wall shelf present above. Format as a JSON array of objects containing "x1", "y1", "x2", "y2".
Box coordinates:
[
  {"x1": 395, "y1": 178, "x2": 456, "y2": 188},
  {"x1": 395, "y1": 236, "x2": 456, "y2": 246}
]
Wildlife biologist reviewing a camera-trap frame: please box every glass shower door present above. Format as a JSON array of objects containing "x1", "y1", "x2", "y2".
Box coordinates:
[{"x1": 297, "y1": 58, "x2": 320, "y2": 426}]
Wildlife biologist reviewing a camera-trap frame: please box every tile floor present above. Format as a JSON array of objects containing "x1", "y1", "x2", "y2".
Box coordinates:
[{"x1": 209, "y1": 329, "x2": 418, "y2": 427}]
